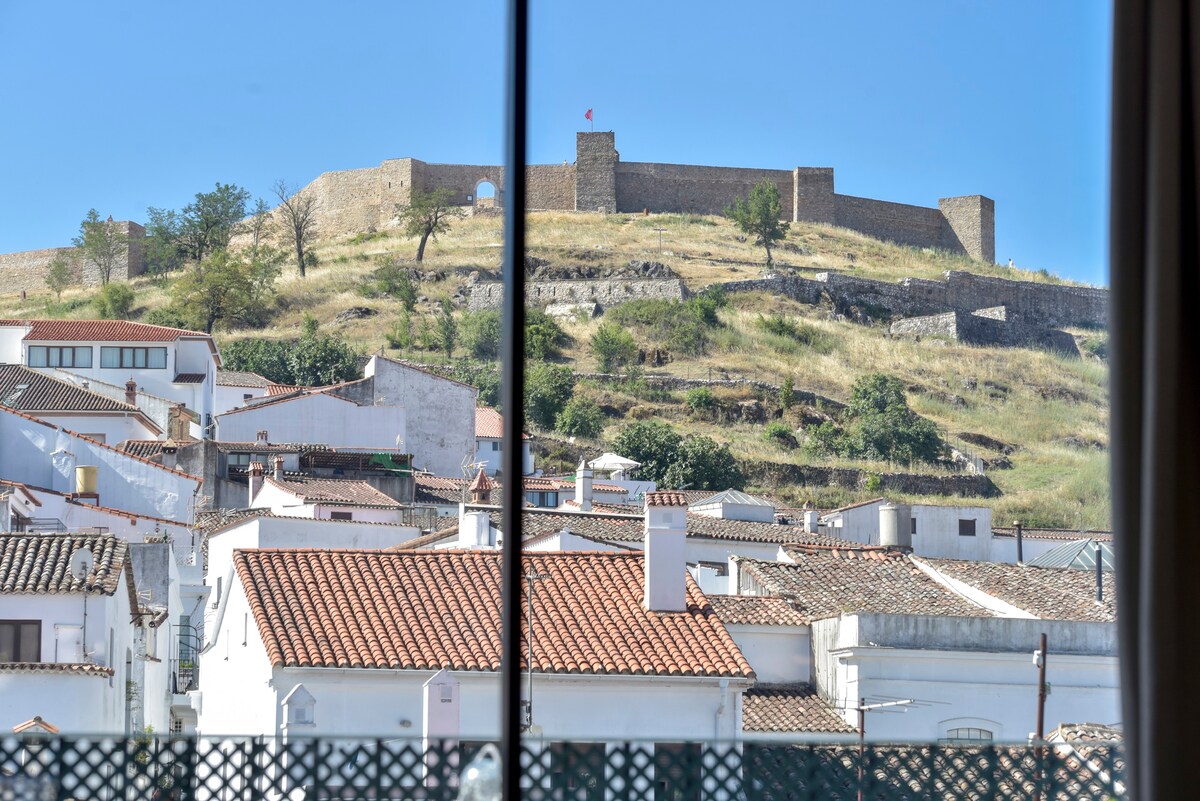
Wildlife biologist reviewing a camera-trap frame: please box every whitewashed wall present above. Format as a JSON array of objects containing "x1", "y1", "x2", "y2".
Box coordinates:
[
  {"x1": 217, "y1": 394, "x2": 406, "y2": 452},
  {"x1": 365, "y1": 358, "x2": 476, "y2": 477},
  {"x1": 31, "y1": 412, "x2": 158, "y2": 444}
]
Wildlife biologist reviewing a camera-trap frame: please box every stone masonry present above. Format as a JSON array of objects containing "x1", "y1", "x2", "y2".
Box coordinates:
[
  {"x1": 889, "y1": 309, "x2": 1080, "y2": 356},
  {"x1": 0, "y1": 221, "x2": 146, "y2": 295},
  {"x1": 468, "y1": 278, "x2": 689, "y2": 311}
]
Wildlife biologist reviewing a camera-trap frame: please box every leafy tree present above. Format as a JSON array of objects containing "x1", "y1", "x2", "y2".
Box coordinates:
[
  {"x1": 287, "y1": 320, "x2": 360, "y2": 385},
  {"x1": 524, "y1": 363, "x2": 575, "y2": 429},
  {"x1": 362, "y1": 260, "x2": 420, "y2": 310},
  {"x1": 395, "y1": 187, "x2": 466, "y2": 262},
  {"x1": 386, "y1": 310, "x2": 414, "y2": 350},
  {"x1": 686, "y1": 386, "x2": 717, "y2": 414},
  {"x1": 45, "y1": 253, "x2": 72, "y2": 301},
  {"x1": 591, "y1": 323, "x2": 638, "y2": 373},
  {"x1": 273, "y1": 179, "x2": 320, "y2": 277},
  {"x1": 779, "y1": 376, "x2": 795, "y2": 410},
  {"x1": 170, "y1": 248, "x2": 280, "y2": 333},
  {"x1": 555, "y1": 395, "x2": 604, "y2": 438},
  {"x1": 662, "y1": 435, "x2": 745, "y2": 491},
  {"x1": 805, "y1": 374, "x2": 945, "y2": 465},
  {"x1": 93, "y1": 282, "x2": 135, "y2": 319},
  {"x1": 434, "y1": 298, "x2": 458, "y2": 359},
  {"x1": 607, "y1": 296, "x2": 719, "y2": 356},
  {"x1": 247, "y1": 198, "x2": 274, "y2": 249},
  {"x1": 525, "y1": 309, "x2": 568, "y2": 360},
  {"x1": 221, "y1": 338, "x2": 292, "y2": 384},
  {"x1": 143, "y1": 207, "x2": 187, "y2": 274},
  {"x1": 461, "y1": 309, "x2": 502, "y2": 360},
  {"x1": 145, "y1": 183, "x2": 251, "y2": 269},
  {"x1": 610, "y1": 420, "x2": 683, "y2": 486},
  {"x1": 72, "y1": 209, "x2": 128, "y2": 285},
  {"x1": 725, "y1": 179, "x2": 790, "y2": 267}
]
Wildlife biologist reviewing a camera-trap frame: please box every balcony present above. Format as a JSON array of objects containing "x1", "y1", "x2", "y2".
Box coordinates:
[{"x1": 0, "y1": 736, "x2": 1125, "y2": 800}]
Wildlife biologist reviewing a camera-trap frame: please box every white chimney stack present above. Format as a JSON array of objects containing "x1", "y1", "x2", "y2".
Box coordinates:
[
  {"x1": 879, "y1": 501, "x2": 912, "y2": 548},
  {"x1": 248, "y1": 461, "x2": 264, "y2": 506},
  {"x1": 458, "y1": 510, "x2": 495, "y2": 548},
  {"x1": 643, "y1": 491, "x2": 689, "y2": 612},
  {"x1": 272, "y1": 455, "x2": 285, "y2": 481},
  {"x1": 803, "y1": 510, "x2": 819, "y2": 533},
  {"x1": 422, "y1": 669, "x2": 461, "y2": 786},
  {"x1": 575, "y1": 458, "x2": 593, "y2": 512}
]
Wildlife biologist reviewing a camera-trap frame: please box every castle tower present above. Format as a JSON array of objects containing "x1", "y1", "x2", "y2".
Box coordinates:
[
  {"x1": 939, "y1": 195, "x2": 996, "y2": 263},
  {"x1": 575, "y1": 132, "x2": 618, "y2": 213}
]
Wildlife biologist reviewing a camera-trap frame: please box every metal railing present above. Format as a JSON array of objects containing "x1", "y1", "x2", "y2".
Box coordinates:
[{"x1": 0, "y1": 736, "x2": 1125, "y2": 801}]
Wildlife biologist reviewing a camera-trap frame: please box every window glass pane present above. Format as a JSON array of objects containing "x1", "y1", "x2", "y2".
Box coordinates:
[
  {"x1": 46, "y1": 348, "x2": 60, "y2": 367},
  {"x1": 100, "y1": 347, "x2": 120, "y2": 368},
  {"x1": 75, "y1": 347, "x2": 92, "y2": 368},
  {"x1": 27, "y1": 347, "x2": 46, "y2": 367},
  {"x1": 18, "y1": 622, "x2": 39, "y2": 661},
  {"x1": 122, "y1": 348, "x2": 134, "y2": 368},
  {"x1": 148, "y1": 347, "x2": 167, "y2": 368},
  {"x1": 134, "y1": 348, "x2": 147, "y2": 368},
  {"x1": 0, "y1": 625, "x2": 14, "y2": 662}
]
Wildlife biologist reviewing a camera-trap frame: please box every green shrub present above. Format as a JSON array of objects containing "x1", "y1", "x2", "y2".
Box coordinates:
[
  {"x1": 685, "y1": 386, "x2": 717, "y2": 413},
  {"x1": 755, "y1": 314, "x2": 832, "y2": 352},
  {"x1": 93, "y1": 282, "x2": 135, "y2": 320},
  {"x1": 591, "y1": 323, "x2": 638, "y2": 373},
  {"x1": 864, "y1": 473, "x2": 883, "y2": 493},
  {"x1": 524, "y1": 363, "x2": 575, "y2": 429},
  {"x1": 607, "y1": 292, "x2": 725, "y2": 357},
  {"x1": 525, "y1": 309, "x2": 569, "y2": 360},
  {"x1": 386, "y1": 311, "x2": 414, "y2": 350},
  {"x1": 763, "y1": 421, "x2": 795, "y2": 449},
  {"x1": 360, "y1": 260, "x2": 418, "y2": 310},
  {"x1": 143, "y1": 306, "x2": 191, "y2": 330},
  {"x1": 555, "y1": 396, "x2": 604, "y2": 438},
  {"x1": 779, "y1": 376, "x2": 795, "y2": 410},
  {"x1": 461, "y1": 310, "x2": 502, "y2": 360}
]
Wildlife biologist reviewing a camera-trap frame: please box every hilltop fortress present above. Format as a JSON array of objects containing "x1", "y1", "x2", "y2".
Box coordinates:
[
  {"x1": 0, "y1": 131, "x2": 997, "y2": 292},
  {"x1": 297, "y1": 131, "x2": 996, "y2": 263}
]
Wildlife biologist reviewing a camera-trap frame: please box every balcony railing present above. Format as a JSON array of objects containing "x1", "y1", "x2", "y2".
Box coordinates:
[{"x1": 0, "y1": 736, "x2": 1125, "y2": 800}]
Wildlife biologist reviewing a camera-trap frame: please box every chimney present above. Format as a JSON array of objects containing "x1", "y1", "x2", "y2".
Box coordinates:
[
  {"x1": 575, "y1": 458, "x2": 593, "y2": 512},
  {"x1": 1014, "y1": 520, "x2": 1025, "y2": 563},
  {"x1": 643, "y1": 491, "x2": 688, "y2": 612},
  {"x1": 248, "y1": 461, "x2": 264, "y2": 505},
  {"x1": 879, "y1": 501, "x2": 912, "y2": 549},
  {"x1": 125, "y1": 379, "x2": 137, "y2": 406},
  {"x1": 458, "y1": 509, "x2": 495, "y2": 548},
  {"x1": 468, "y1": 468, "x2": 493, "y2": 505},
  {"x1": 168, "y1": 403, "x2": 191, "y2": 442},
  {"x1": 272, "y1": 455, "x2": 285, "y2": 481},
  {"x1": 256, "y1": 430, "x2": 269, "y2": 447},
  {"x1": 803, "y1": 510, "x2": 819, "y2": 534},
  {"x1": 161, "y1": 438, "x2": 179, "y2": 470}
]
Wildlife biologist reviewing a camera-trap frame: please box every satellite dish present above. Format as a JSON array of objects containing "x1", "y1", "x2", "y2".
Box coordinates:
[{"x1": 69, "y1": 548, "x2": 94, "y2": 582}]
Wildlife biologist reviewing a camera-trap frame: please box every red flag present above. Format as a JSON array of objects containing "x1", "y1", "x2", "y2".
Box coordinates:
[{"x1": 584, "y1": 108, "x2": 593, "y2": 121}]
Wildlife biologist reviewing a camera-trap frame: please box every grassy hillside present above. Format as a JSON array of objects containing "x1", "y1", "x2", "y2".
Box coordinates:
[{"x1": 0, "y1": 212, "x2": 1109, "y2": 528}]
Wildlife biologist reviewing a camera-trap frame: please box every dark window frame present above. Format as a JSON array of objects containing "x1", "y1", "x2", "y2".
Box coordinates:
[
  {"x1": 958, "y1": 518, "x2": 977, "y2": 537},
  {"x1": 0, "y1": 619, "x2": 41, "y2": 663},
  {"x1": 27, "y1": 345, "x2": 92, "y2": 369},
  {"x1": 99, "y1": 346, "x2": 168, "y2": 369}
]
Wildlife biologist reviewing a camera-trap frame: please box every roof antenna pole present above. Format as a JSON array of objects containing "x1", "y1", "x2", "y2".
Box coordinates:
[{"x1": 1095, "y1": 541, "x2": 1103, "y2": 602}]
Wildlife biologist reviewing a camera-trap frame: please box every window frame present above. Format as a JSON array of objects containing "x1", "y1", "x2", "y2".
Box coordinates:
[
  {"x1": 27, "y1": 345, "x2": 92, "y2": 369},
  {"x1": 99, "y1": 346, "x2": 168, "y2": 370},
  {"x1": 958, "y1": 518, "x2": 977, "y2": 537},
  {"x1": 0, "y1": 619, "x2": 42, "y2": 663}
]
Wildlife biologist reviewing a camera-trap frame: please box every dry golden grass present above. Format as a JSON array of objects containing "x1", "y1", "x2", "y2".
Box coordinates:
[{"x1": 0, "y1": 211, "x2": 1108, "y2": 527}]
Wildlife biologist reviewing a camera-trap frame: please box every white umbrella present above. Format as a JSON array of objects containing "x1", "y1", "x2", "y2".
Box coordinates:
[{"x1": 587, "y1": 452, "x2": 641, "y2": 472}]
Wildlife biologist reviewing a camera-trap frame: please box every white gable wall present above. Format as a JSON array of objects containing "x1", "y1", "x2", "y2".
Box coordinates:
[{"x1": 218, "y1": 394, "x2": 406, "y2": 452}]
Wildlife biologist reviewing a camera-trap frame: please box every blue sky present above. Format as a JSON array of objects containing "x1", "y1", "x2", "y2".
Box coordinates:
[{"x1": 0, "y1": 2, "x2": 1111, "y2": 284}]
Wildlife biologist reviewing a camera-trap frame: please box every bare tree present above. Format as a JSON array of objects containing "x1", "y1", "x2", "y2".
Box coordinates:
[
  {"x1": 272, "y1": 180, "x2": 319, "y2": 277},
  {"x1": 72, "y1": 209, "x2": 129, "y2": 285}
]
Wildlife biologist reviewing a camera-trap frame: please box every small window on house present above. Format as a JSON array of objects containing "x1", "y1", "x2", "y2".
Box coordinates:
[
  {"x1": 170, "y1": 716, "x2": 184, "y2": 734},
  {"x1": 0, "y1": 620, "x2": 41, "y2": 662},
  {"x1": 911, "y1": 517, "x2": 918, "y2": 536},
  {"x1": 243, "y1": 393, "x2": 253, "y2": 402},
  {"x1": 291, "y1": 705, "x2": 314, "y2": 725},
  {"x1": 492, "y1": 441, "x2": 500, "y2": 451},
  {"x1": 698, "y1": 561, "x2": 729, "y2": 577},
  {"x1": 943, "y1": 727, "x2": 993, "y2": 742},
  {"x1": 958, "y1": 518, "x2": 977, "y2": 537},
  {"x1": 330, "y1": 511, "x2": 353, "y2": 521}
]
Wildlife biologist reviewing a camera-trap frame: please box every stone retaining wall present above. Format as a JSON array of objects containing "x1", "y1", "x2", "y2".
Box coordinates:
[
  {"x1": 741, "y1": 460, "x2": 1000, "y2": 498},
  {"x1": 468, "y1": 278, "x2": 689, "y2": 311}
]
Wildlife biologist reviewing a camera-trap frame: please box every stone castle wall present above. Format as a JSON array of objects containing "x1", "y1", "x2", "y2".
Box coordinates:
[
  {"x1": 468, "y1": 278, "x2": 689, "y2": 311},
  {"x1": 615, "y1": 161, "x2": 795, "y2": 218},
  {"x1": 0, "y1": 221, "x2": 145, "y2": 295},
  {"x1": 720, "y1": 270, "x2": 1107, "y2": 329},
  {"x1": 889, "y1": 310, "x2": 1080, "y2": 356}
]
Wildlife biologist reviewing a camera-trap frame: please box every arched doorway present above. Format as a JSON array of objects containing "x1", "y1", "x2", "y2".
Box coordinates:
[{"x1": 473, "y1": 179, "x2": 501, "y2": 209}]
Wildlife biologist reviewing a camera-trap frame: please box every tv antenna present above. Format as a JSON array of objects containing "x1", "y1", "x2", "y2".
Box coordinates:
[{"x1": 70, "y1": 548, "x2": 94, "y2": 664}]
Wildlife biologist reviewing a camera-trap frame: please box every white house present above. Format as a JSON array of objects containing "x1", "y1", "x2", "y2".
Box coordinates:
[
  {"x1": 196, "y1": 493, "x2": 754, "y2": 751},
  {"x1": 820, "y1": 498, "x2": 997, "y2": 561},
  {"x1": 0, "y1": 319, "x2": 221, "y2": 431},
  {"x1": 0, "y1": 532, "x2": 142, "y2": 735},
  {"x1": 247, "y1": 461, "x2": 406, "y2": 523},
  {"x1": 731, "y1": 548, "x2": 1120, "y2": 742},
  {"x1": 213, "y1": 370, "x2": 272, "y2": 416},
  {"x1": 0, "y1": 406, "x2": 202, "y2": 522},
  {"x1": 0, "y1": 364, "x2": 161, "y2": 443},
  {"x1": 217, "y1": 390, "x2": 406, "y2": 453},
  {"x1": 474, "y1": 407, "x2": 533, "y2": 476}
]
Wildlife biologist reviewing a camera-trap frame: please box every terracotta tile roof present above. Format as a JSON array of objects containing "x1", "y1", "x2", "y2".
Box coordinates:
[
  {"x1": 921, "y1": 558, "x2": 1117, "y2": 622},
  {"x1": 0, "y1": 319, "x2": 206, "y2": 342},
  {"x1": 267, "y1": 383, "x2": 311, "y2": 396},
  {"x1": 993, "y1": 527, "x2": 1114, "y2": 543},
  {"x1": 214, "y1": 441, "x2": 311, "y2": 454},
  {"x1": 0, "y1": 533, "x2": 129, "y2": 596},
  {"x1": 683, "y1": 514, "x2": 847, "y2": 545},
  {"x1": 415, "y1": 475, "x2": 469, "y2": 505},
  {"x1": 0, "y1": 364, "x2": 140, "y2": 414},
  {"x1": 216, "y1": 370, "x2": 272, "y2": 388},
  {"x1": 387, "y1": 525, "x2": 461, "y2": 550},
  {"x1": 738, "y1": 550, "x2": 993, "y2": 623},
  {"x1": 821, "y1": 497, "x2": 885, "y2": 517},
  {"x1": 474, "y1": 406, "x2": 528, "y2": 439},
  {"x1": 646, "y1": 491, "x2": 689, "y2": 507},
  {"x1": 468, "y1": 469, "x2": 494, "y2": 493},
  {"x1": 172, "y1": 373, "x2": 206, "y2": 384},
  {"x1": 561, "y1": 499, "x2": 642, "y2": 514},
  {"x1": 707, "y1": 595, "x2": 809, "y2": 626},
  {"x1": 265, "y1": 476, "x2": 401, "y2": 508},
  {"x1": 0, "y1": 663, "x2": 114, "y2": 678},
  {"x1": 742, "y1": 684, "x2": 854, "y2": 733},
  {"x1": 118, "y1": 439, "x2": 166, "y2": 459},
  {"x1": 497, "y1": 509, "x2": 845, "y2": 547},
  {"x1": 235, "y1": 549, "x2": 754, "y2": 678}
]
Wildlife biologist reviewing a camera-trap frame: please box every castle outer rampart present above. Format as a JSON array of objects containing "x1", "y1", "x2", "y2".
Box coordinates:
[
  {"x1": 0, "y1": 221, "x2": 146, "y2": 293},
  {"x1": 279, "y1": 131, "x2": 996, "y2": 263}
]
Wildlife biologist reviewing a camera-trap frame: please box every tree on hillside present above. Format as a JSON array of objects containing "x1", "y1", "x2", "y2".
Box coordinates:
[
  {"x1": 72, "y1": 209, "x2": 129, "y2": 285},
  {"x1": 273, "y1": 180, "x2": 320, "y2": 277},
  {"x1": 287, "y1": 316, "x2": 360, "y2": 385},
  {"x1": 725, "y1": 179, "x2": 790, "y2": 267},
  {"x1": 247, "y1": 198, "x2": 274, "y2": 249},
  {"x1": 395, "y1": 188, "x2": 466, "y2": 262},
  {"x1": 145, "y1": 183, "x2": 252, "y2": 271},
  {"x1": 662, "y1": 435, "x2": 745, "y2": 491},
  {"x1": 524, "y1": 363, "x2": 575, "y2": 429},
  {"x1": 170, "y1": 248, "x2": 281, "y2": 333},
  {"x1": 843, "y1": 373, "x2": 944, "y2": 464},
  {"x1": 45, "y1": 253, "x2": 72, "y2": 302},
  {"x1": 610, "y1": 420, "x2": 683, "y2": 486},
  {"x1": 434, "y1": 298, "x2": 458, "y2": 360},
  {"x1": 590, "y1": 322, "x2": 638, "y2": 374}
]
